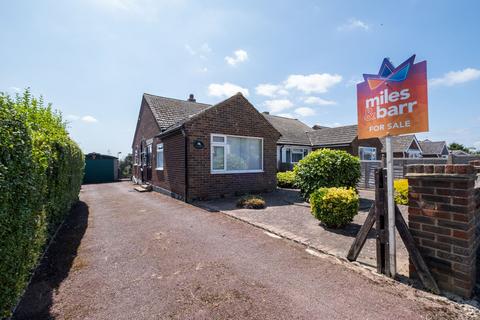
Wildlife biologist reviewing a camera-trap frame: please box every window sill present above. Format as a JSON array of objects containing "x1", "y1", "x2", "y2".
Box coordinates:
[
  {"x1": 155, "y1": 168, "x2": 164, "y2": 171},
  {"x1": 211, "y1": 170, "x2": 264, "y2": 174}
]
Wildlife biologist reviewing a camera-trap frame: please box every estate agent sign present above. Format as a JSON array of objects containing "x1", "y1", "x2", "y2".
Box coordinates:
[{"x1": 357, "y1": 55, "x2": 428, "y2": 139}]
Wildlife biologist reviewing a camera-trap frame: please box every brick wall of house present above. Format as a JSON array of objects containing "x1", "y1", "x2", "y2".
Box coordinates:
[
  {"x1": 183, "y1": 94, "x2": 281, "y2": 201},
  {"x1": 131, "y1": 98, "x2": 160, "y2": 181},
  {"x1": 151, "y1": 132, "x2": 186, "y2": 198},
  {"x1": 406, "y1": 164, "x2": 480, "y2": 298}
]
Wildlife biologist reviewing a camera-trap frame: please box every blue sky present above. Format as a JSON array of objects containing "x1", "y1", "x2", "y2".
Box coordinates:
[{"x1": 1, "y1": 0, "x2": 479, "y2": 157}]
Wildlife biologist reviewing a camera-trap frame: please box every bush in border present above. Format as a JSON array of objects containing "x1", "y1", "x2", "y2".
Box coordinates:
[
  {"x1": 310, "y1": 187, "x2": 359, "y2": 228},
  {"x1": 294, "y1": 149, "x2": 361, "y2": 200},
  {"x1": 277, "y1": 171, "x2": 296, "y2": 188}
]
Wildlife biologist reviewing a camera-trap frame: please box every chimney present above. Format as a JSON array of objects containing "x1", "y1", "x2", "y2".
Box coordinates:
[
  {"x1": 187, "y1": 94, "x2": 196, "y2": 102},
  {"x1": 262, "y1": 111, "x2": 270, "y2": 115}
]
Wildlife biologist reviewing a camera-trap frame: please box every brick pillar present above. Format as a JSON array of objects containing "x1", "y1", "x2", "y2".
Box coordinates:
[{"x1": 406, "y1": 164, "x2": 479, "y2": 298}]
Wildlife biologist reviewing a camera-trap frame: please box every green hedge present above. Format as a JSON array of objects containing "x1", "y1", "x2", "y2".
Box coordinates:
[
  {"x1": 0, "y1": 90, "x2": 84, "y2": 317},
  {"x1": 294, "y1": 149, "x2": 361, "y2": 199},
  {"x1": 277, "y1": 171, "x2": 296, "y2": 188}
]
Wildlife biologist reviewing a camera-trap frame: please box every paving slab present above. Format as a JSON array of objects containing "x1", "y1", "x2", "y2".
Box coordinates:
[{"x1": 197, "y1": 188, "x2": 410, "y2": 276}]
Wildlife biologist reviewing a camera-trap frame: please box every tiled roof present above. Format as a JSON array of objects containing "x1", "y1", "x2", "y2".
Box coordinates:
[
  {"x1": 307, "y1": 125, "x2": 358, "y2": 146},
  {"x1": 262, "y1": 114, "x2": 314, "y2": 145},
  {"x1": 419, "y1": 140, "x2": 447, "y2": 156},
  {"x1": 143, "y1": 93, "x2": 211, "y2": 131},
  {"x1": 380, "y1": 135, "x2": 417, "y2": 153}
]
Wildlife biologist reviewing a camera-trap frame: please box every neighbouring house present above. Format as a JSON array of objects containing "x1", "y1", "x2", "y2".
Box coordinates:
[
  {"x1": 132, "y1": 93, "x2": 280, "y2": 201},
  {"x1": 261, "y1": 113, "x2": 383, "y2": 170},
  {"x1": 83, "y1": 152, "x2": 119, "y2": 184},
  {"x1": 308, "y1": 125, "x2": 383, "y2": 160},
  {"x1": 418, "y1": 139, "x2": 449, "y2": 158},
  {"x1": 261, "y1": 112, "x2": 313, "y2": 170},
  {"x1": 450, "y1": 149, "x2": 471, "y2": 156},
  {"x1": 380, "y1": 134, "x2": 423, "y2": 158}
]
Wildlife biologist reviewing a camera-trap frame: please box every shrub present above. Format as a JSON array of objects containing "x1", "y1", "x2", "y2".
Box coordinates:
[
  {"x1": 310, "y1": 187, "x2": 359, "y2": 228},
  {"x1": 294, "y1": 149, "x2": 361, "y2": 199},
  {"x1": 394, "y1": 179, "x2": 408, "y2": 205},
  {"x1": 277, "y1": 171, "x2": 296, "y2": 188},
  {"x1": 236, "y1": 195, "x2": 266, "y2": 209},
  {"x1": 0, "y1": 90, "x2": 84, "y2": 317}
]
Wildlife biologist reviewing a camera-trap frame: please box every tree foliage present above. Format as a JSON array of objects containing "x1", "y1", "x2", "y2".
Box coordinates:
[
  {"x1": 448, "y1": 142, "x2": 470, "y2": 153},
  {"x1": 0, "y1": 90, "x2": 84, "y2": 317}
]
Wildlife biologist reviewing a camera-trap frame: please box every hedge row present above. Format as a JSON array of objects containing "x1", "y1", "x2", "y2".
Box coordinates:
[{"x1": 0, "y1": 90, "x2": 84, "y2": 317}]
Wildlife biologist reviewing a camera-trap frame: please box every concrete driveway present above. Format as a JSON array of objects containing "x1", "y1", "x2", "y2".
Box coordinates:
[{"x1": 14, "y1": 182, "x2": 477, "y2": 319}]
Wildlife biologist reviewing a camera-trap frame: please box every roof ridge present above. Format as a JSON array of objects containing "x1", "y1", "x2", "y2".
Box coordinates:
[{"x1": 143, "y1": 92, "x2": 212, "y2": 106}]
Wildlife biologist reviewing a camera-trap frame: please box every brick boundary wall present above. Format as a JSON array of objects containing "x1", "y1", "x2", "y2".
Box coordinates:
[{"x1": 406, "y1": 163, "x2": 480, "y2": 298}]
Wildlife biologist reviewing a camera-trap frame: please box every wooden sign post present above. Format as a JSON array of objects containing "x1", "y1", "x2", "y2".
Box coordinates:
[{"x1": 355, "y1": 55, "x2": 429, "y2": 279}]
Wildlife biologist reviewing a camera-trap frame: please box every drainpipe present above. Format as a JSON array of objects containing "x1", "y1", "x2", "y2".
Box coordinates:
[
  {"x1": 181, "y1": 128, "x2": 188, "y2": 202},
  {"x1": 279, "y1": 145, "x2": 284, "y2": 171}
]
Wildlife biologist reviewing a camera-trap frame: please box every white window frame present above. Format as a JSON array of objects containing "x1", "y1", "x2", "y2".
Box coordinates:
[
  {"x1": 134, "y1": 148, "x2": 139, "y2": 166},
  {"x1": 156, "y1": 143, "x2": 164, "y2": 170},
  {"x1": 359, "y1": 146, "x2": 377, "y2": 161},
  {"x1": 210, "y1": 134, "x2": 264, "y2": 174},
  {"x1": 291, "y1": 148, "x2": 308, "y2": 164}
]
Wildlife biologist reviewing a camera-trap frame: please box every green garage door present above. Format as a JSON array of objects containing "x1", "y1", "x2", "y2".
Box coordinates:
[{"x1": 84, "y1": 158, "x2": 115, "y2": 183}]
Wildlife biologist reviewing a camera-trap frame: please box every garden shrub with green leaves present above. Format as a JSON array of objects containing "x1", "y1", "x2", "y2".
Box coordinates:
[
  {"x1": 276, "y1": 171, "x2": 296, "y2": 188},
  {"x1": 294, "y1": 149, "x2": 361, "y2": 199},
  {"x1": 0, "y1": 90, "x2": 84, "y2": 317},
  {"x1": 394, "y1": 179, "x2": 408, "y2": 205},
  {"x1": 310, "y1": 187, "x2": 359, "y2": 228}
]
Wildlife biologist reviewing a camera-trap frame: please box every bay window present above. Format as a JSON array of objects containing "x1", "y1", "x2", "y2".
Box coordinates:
[
  {"x1": 156, "y1": 143, "x2": 164, "y2": 170},
  {"x1": 211, "y1": 134, "x2": 263, "y2": 173}
]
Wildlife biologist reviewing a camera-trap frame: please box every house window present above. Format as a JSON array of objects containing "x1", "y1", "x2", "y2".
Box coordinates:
[
  {"x1": 291, "y1": 148, "x2": 306, "y2": 163},
  {"x1": 156, "y1": 143, "x2": 164, "y2": 170},
  {"x1": 211, "y1": 134, "x2": 263, "y2": 173},
  {"x1": 359, "y1": 147, "x2": 377, "y2": 161},
  {"x1": 134, "y1": 148, "x2": 139, "y2": 165},
  {"x1": 408, "y1": 150, "x2": 422, "y2": 158},
  {"x1": 146, "y1": 144, "x2": 152, "y2": 166}
]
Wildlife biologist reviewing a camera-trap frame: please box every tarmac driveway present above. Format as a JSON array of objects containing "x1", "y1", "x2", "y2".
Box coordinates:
[{"x1": 14, "y1": 182, "x2": 476, "y2": 319}]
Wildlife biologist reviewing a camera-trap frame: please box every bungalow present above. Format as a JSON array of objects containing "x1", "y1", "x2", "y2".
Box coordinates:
[
  {"x1": 261, "y1": 113, "x2": 383, "y2": 169},
  {"x1": 132, "y1": 93, "x2": 280, "y2": 201},
  {"x1": 419, "y1": 139, "x2": 449, "y2": 158},
  {"x1": 380, "y1": 134, "x2": 423, "y2": 158}
]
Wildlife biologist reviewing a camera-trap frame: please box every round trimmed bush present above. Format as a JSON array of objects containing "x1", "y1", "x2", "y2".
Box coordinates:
[
  {"x1": 277, "y1": 171, "x2": 296, "y2": 188},
  {"x1": 310, "y1": 187, "x2": 359, "y2": 228},
  {"x1": 294, "y1": 149, "x2": 360, "y2": 199}
]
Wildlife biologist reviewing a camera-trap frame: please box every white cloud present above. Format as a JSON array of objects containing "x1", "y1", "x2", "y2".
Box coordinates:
[
  {"x1": 81, "y1": 115, "x2": 98, "y2": 123},
  {"x1": 430, "y1": 68, "x2": 480, "y2": 87},
  {"x1": 225, "y1": 49, "x2": 248, "y2": 66},
  {"x1": 285, "y1": 73, "x2": 342, "y2": 94},
  {"x1": 338, "y1": 18, "x2": 369, "y2": 31},
  {"x1": 302, "y1": 96, "x2": 336, "y2": 106},
  {"x1": 208, "y1": 82, "x2": 249, "y2": 98},
  {"x1": 277, "y1": 113, "x2": 294, "y2": 118},
  {"x1": 185, "y1": 42, "x2": 212, "y2": 58},
  {"x1": 263, "y1": 99, "x2": 294, "y2": 113},
  {"x1": 255, "y1": 83, "x2": 288, "y2": 97},
  {"x1": 295, "y1": 107, "x2": 316, "y2": 117}
]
